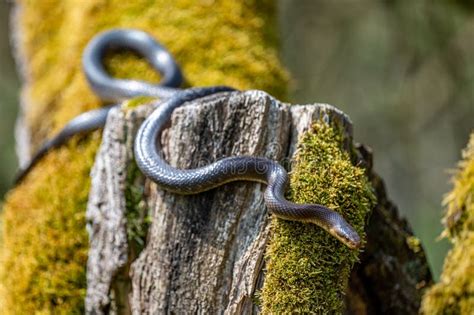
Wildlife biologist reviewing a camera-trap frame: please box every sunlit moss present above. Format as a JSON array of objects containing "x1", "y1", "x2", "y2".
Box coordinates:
[
  {"x1": 1, "y1": 0, "x2": 288, "y2": 313},
  {"x1": 260, "y1": 122, "x2": 375, "y2": 314},
  {"x1": 122, "y1": 96, "x2": 156, "y2": 109},
  {"x1": 421, "y1": 133, "x2": 474, "y2": 314},
  {"x1": 20, "y1": 0, "x2": 288, "y2": 145},
  {"x1": 0, "y1": 134, "x2": 100, "y2": 314}
]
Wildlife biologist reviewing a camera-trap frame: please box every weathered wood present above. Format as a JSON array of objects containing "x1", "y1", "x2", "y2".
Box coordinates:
[
  {"x1": 85, "y1": 105, "x2": 153, "y2": 314},
  {"x1": 128, "y1": 91, "x2": 291, "y2": 314},
  {"x1": 86, "y1": 90, "x2": 432, "y2": 314}
]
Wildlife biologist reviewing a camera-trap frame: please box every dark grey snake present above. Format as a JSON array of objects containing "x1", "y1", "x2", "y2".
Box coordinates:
[
  {"x1": 16, "y1": 29, "x2": 361, "y2": 249},
  {"x1": 14, "y1": 29, "x2": 183, "y2": 183}
]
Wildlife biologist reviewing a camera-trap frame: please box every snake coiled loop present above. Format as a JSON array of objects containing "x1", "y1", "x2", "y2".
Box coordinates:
[
  {"x1": 82, "y1": 28, "x2": 183, "y2": 101},
  {"x1": 15, "y1": 29, "x2": 183, "y2": 184}
]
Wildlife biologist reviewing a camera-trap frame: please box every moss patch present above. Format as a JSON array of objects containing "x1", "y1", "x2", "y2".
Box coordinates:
[
  {"x1": 421, "y1": 133, "x2": 474, "y2": 314},
  {"x1": 124, "y1": 160, "x2": 149, "y2": 254},
  {"x1": 260, "y1": 122, "x2": 375, "y2": 314},
  {"x1": 1, "y1": 0, "x2": 288, "y2": 313},
  {"x1": 122, "y1": 96, "x2": 156, "y2": 110},
  {"x1": 0, "y1": 134, "x2": 100, "y2": 314}
]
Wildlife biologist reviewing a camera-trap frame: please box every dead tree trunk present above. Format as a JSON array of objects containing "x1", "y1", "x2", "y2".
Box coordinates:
[{"x1": 86, "y1": 91, "x2": 432, "y2": 314}]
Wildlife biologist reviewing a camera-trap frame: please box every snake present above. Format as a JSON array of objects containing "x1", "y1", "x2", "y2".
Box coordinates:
[
  {"x1": 134, "y1": 87, "x2": 361, "y2": 249},
  {"x1": 15, "y1": 28, "x2": 361, "y2": 249},
  {"x1": 14, "y1": 29, "x2": 183, "y2": 183}
]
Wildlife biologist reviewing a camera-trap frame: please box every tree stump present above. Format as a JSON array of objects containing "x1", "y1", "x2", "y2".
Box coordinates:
[{"x1": 86, "y1": 90, "x2": 432, "y2": 314}]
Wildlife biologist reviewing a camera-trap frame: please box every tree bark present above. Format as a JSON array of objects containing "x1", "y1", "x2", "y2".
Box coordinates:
[
  {"x1": 86, "y1": 104, "x2": 154, "y2": 314},
  {"x1": 86, "y1": 91, "x2": 432, "y2": 314}
]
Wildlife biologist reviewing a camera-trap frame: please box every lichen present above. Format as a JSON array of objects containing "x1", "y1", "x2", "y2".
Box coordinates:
[
  {"x1": 421, "y1": 133, "x2": 474, "y2": 314},
  {"x1": 260, "y1": 122, "x2": 375, "y2": 314},
  {"x1": 1, "y1": 0, "x2": 288, "y2": 313}
]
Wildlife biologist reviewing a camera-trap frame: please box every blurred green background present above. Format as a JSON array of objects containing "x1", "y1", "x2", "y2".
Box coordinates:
[
  {"x1": 0, "y1": 1, "x2": 19, "y2": 198},
  {"x1": 1, "y1": 0, "x2": 474, "y2": 279}
]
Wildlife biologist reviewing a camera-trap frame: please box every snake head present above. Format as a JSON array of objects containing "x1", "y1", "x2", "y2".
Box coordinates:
[
  {"x1": 328, "y1": 222, "x2": 362, "y2": 250},
  {"x1": 312, "y1": 207, "x2": 362, "y2": 249}
]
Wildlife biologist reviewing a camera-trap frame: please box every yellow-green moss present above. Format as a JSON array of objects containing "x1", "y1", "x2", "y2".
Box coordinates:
[
  {"x1": 421, "y1": 133, "x2": 474, "y2": 314},
  {"x1": 1, "y1": 0, "x2": 288, "y2": 313},
  {"x1": 260, "y1": 122, "x2": 375, "y2": 314},
  {"x1": 0, "y1": 134, "x2": 100, "y2": 314},
  {"x1": 20, "y1": 0, "x2": 288, "y2": 144},
  {"x1": 122, "y1": 96, "x2": 156, "y2": 110}
]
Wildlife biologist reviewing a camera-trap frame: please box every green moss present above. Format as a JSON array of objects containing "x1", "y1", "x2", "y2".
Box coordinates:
[
  {"x1": 1, "y1": 0, "x2": 288, "y2": 313},
  {"x1": 421, "y1": 134, "x2": 474, "y2": 314},
  {"x1": 406, "y1": 235, "x2": 422, "y2": 254},
  {"x1": 260, "y1": 122, "x2": 375, "y2": 314},
  {"x1": 124, "y1": 160, "x2": 149, "y2": 253}
]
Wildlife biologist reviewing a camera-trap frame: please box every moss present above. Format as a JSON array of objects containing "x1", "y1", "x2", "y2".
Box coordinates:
[
  {"x1": 1, "y1": 0, "x2": 288, "y2": 313},
  {"x1": 124, "y1": 160, "x2": 149, "y2": 253},
  {"x1": 122, "y1": 96, "x2": 156, "y2": 110},
  {"x1": 421, "y1": 134, "x2": 474, "y2": 314},
  {"x1": 0, "y1": 133, "x2": 100, "y2": 314},
  {"x1": 406, "y1": 235, "x2": 422, "y2": 254},
  {"x1": 260, "y1": 122, "x2": 375, "y2": 314}
]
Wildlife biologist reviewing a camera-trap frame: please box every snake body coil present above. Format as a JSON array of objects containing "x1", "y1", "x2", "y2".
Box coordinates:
[
  {"x1": 15, "y1": 29, "x2": 183, "y2": 183},
  {"x1": 82, "y1": 29, "x2": 182, "y2": 101},
  {"x1": 134, "y1": 87, "x2": 361, "y2": 249},
  {"x1": 15, "y1": 29, "x2": 361, "y2": 249}
]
